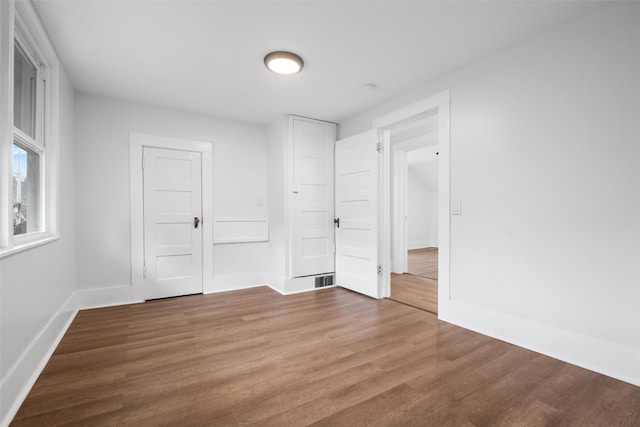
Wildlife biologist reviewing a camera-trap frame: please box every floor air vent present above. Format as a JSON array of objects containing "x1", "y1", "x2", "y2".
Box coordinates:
[{"x1": 315, "y1": 275, "x2": 334, "y2": 288}]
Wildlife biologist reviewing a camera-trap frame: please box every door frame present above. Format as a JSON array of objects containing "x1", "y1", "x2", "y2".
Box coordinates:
[
  {"x1": 391, "y1": 129, "x2": 440, "y2": 274},
  {"x1": 129, "y1": 133, "x2": 213, "y2": 302},
  {"x1": 372, "y1": 90, "x2": 450, "y2": 310},
  {"x1": 391, "y1": 150, "x2": 408, "y2": 274}
]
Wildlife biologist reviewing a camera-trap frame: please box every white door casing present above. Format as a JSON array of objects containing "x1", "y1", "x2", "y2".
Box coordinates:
[
  {"x1": 143, "y1": 147, "x2": 203, "y2": 300},
  {"x1": 373, "y1": 89, "x2": 450, "y2": 304},
  {"x1": 391, "y1": 150, "x2": 408, "y2": 273},
  {"x1": 292, "y1": 118, "x2": 336, "y2": 277},
  {"x1": 334, "y1": 130, "x2": 380, "y2": 298}
]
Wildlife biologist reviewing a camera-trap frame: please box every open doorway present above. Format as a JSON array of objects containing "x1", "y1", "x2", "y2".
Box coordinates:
[
  {"x1": 387, "y1": 114, "x2": 439, "y2": 313},
  {"x1": 374, "y1": 90, "x2": 450, "y2": 315}
]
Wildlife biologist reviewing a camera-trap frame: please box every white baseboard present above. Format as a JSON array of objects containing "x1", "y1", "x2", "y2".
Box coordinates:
[
  {"x1": 206, "y1": 272, "x2": 268, "y2": 294},
  {"x1": 408, "y1": 240, "x2": 438, "y2": 250},
  {"x1": 283, "y1": 274, "x2": 335, "y2": 295},
  {"x1": 267, "y1": 273, "x2": 286, "y2": 295},
  {"x1": 73, "y1": 285, "x2": 141, "y2": 309},
  {"x1": 0, "y1": 293, "x2": 77, "y2": 427},
  {"x1": 439, "y1": 299, "x2": 640, "y2": 387}
]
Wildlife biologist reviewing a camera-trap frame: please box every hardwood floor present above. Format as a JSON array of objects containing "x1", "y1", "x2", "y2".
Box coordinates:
[
  {"x1": 390, "y1": 274, "x2": 438, "y2": 314},
  {"x1": 391, "y1": 247, "x2": 438, "y2": 312},
  {"x1": 408, "y1": 247, "x2": 438, "y2": 280},
  {"x1": 12, "y1": 287, "x2": 640, "y2": 426}
]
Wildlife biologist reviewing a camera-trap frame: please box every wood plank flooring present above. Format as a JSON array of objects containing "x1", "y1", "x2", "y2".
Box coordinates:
[
  {"x1": 391, "y1": 247, "x2": 438, "y2": 313},
  {"x1": 390, "y1": 273, "x2": 438, "y2": 314},
  {"x1": 12, "y1": 287, "x2": 640, "y2": 426},
  {"x1": 408, "y1": 247, "x2": 438, "y2": 280}
]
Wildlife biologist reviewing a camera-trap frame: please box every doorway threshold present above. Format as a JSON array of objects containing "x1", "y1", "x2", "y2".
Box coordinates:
[{"x1": 386, "y1": 297, "x2": 437, "y2": 316}]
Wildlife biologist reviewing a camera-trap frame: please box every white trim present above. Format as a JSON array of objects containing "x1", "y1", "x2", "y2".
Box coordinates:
[
  {"x1": 267, "y1": 273, "x2": 286, "y2": 294},
  {"x1": 73, "y1": 285, "x2": 142, "y2": 310},
  {"x1": 281, "y1": 274, "x2": 336, "y2": 295},
  {"x1": 407, "y1": 240, "x2": 438, "y2": 250},
  {"x1": 0, "y1": 1, "x2": 14, "y2": 250},
  {"x1": 208, "y1": 272, "x2": 268, "y2": 294},
  {"x1": 202, "y1": 151, "x2": 213, "y2": 293},
  {"x1": 389, "y1": 130, "x2": 438, "y2": 152},
  {"x1": 374, "y1": 90, "x2": 451, "y2": 300},
  {"x1": 380, "y1": 130, "x2": 391, "y2": 298},
  {"x1": 14, "y1": 1, "x2": 58, "y2": 67},
  {"x1": 130, "y1": 133, "x2": 212, "y2": 153},
  {"x1": 0, "y1": 292, "x2": 77, "y2": 427},
  {"x1": 129, "y1": 132, "x2": 214, "y2": 301},
  {"x1": 436, "y1": 99, "x2": 451, "y2": 304},
  {"x1": 284, "y1": 117, "x2": 295, "y2": 279},
  {"x1": 439, "y1": 300, "x2": 640, "y2": 387},
  {"x1": 282, "y1": 285, "x2": 337, "y2": 296},
  {"x1": 129, "y1": 143, "x2": 145, "y2": 302},
  {"x1": 373, "y1": 91, "x2": 450, "y2": 129},
  {"x1": 0, "y1": 235, "x2": 58, "y2": 258},
  {"x1": 1, "y1": 0, "x2": 60, "y2": 257},
  {"x1": 391, "y1": 149, "x2": 407, "y2": 273}
]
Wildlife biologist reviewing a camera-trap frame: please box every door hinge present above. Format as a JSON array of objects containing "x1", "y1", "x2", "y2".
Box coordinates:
[
  {"x1": 142, "y1": 156, "x2": 146, "y2": 169},
  {"x1": 143, "y1": 265, "x2": 147, "y2": 278},
  {"x1": 377, "y1": 265, "x2": 382, "y2": 275},
  {"x1": 376, "y1": 142, "x2": 383, "y2": 153},
  {"x1": 333, "y1": 244, "x2": 336, "y2": 254}
]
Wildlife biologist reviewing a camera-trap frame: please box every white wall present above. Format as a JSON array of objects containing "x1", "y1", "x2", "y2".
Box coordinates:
[
  {"x1": 340, "y1": 2, "x2": 640, "y2": 384},
  {"x1": 406, "y1": 153, "x2": 439, "y2": 249},
  {"x1": 267, "y1": 115, "x2": 287, "y2": 292},
  {"x1": 407, "y1": 167, "x2": 430, "y2": 249},
  {"x1": 0, "y1": 68, "x2": 77, "y2": 420},
  {"x1": 74, "y1": 93, "x2": 269, "y2": 296}
]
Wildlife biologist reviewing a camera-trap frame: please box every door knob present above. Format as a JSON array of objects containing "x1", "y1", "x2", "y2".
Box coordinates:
[
  {"x1": 194, "y1": 217, "x2": 200, "y2": 229},
  {"x1": 334, "y1": 218, "x2": 340, "y2": 228}
]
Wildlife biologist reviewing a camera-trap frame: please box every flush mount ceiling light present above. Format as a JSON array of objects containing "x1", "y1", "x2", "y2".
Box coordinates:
[{"x1": 264, "y1": 51, "x2": 304, "y2": 75}]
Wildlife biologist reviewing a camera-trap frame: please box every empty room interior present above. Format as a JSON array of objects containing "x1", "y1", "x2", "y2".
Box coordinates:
[{"x1": 1, "y1": 0, "x2": 639, "y2": 425}]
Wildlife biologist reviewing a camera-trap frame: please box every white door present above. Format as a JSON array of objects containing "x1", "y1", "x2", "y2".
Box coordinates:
[
  {"x1": 293, "y1": 118, "x2": 336, "y2": 277},
  {"x1": 334, "y1": 130, "x2": 380, "y2": 298},
  {"x1": 143, "y1": 147, "x2": 203, "y2": 300}
]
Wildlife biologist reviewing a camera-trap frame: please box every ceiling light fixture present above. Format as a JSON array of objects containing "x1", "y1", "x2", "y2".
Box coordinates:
[{"x1": 264, "y1": 51, "x2": 304, "y2": 75}]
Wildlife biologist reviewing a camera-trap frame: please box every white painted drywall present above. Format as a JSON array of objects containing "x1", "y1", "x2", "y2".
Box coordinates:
[
  {"x1": 407, "y1": 167, "x2": 430, "y2": 248},
  {"x1": 406, "y1": 147, "x2": 439, "y2": 249},
  {"x1": 407, "y1": 165, "x2": 438, "y2": 249},
  {"x1": 267, "y1": 115, "x2": 287, "y2": 291},
  {"x1": 340, "y1": 1, "x2": 640, "y2": 363},
  {"x1": 0, "y1": 67, "x2": 77, "y2": 412},
  {"x1": 74, "y1": 93, "x2": 269, "y2": 294}
]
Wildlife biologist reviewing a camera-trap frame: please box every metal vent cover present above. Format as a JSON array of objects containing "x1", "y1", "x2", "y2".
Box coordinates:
[{"x1": 314, "y1": 275, "x2": 334, "y2": 288}]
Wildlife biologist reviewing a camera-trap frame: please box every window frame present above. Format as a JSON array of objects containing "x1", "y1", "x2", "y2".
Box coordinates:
[{"x1": 1, "y1": 0, "x2": 60, "y2": 258}]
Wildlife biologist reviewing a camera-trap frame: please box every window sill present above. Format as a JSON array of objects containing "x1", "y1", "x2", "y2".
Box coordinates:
[{"x1": 0, "y1": 235, "x2": 60, "y2": 259}]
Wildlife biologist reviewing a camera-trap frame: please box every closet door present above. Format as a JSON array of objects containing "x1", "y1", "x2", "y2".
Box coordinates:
[
  {"x1": 143, "y1": 147, "x2": 203, "y2": 300},
  {"x1": 292, "y1": 118, "x2": 336, "y2": 277}
]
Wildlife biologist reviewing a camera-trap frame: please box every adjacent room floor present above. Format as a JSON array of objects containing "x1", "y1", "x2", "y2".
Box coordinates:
[
  {"x1": 12, "y1": 287, "x2": 640, "y2": 426},
  {"x1": 390, "y1": 247, "x2": 438, "y2": 313}
]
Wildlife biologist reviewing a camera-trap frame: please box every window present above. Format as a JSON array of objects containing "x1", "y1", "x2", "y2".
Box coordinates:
[
  {"x1": 1, "y1": 0, "x2": 59, "y2": 257},
  {"x1": 13, "y1": 39, "x2": 44, "y2": 237},
  {"x1": 12, "y1": 142, "x2": 42, "y2": 235}
]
